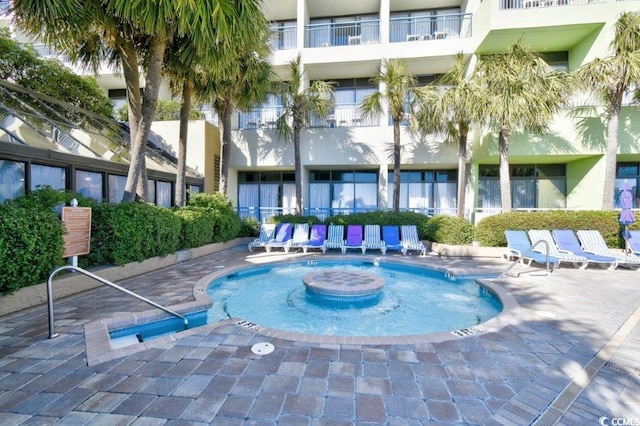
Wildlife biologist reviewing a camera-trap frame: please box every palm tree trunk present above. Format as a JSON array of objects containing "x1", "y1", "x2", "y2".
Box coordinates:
[
  {"x1": 122, "y1": 37, "x2": 166, "y2": 202},
  {"x1": 294, "y1": 125, "x2": 303, "y2": 215},
  {"x1": 393, "y1": 120, "x2": 401, "y2": 212},
  {"x1": 219, "y1": 100, "x2": 233, "y2": 195},
  {"x1": 602, "y1": 103, "x2": 621, "y2": 210},
  {"x1": 498, "y1": 126, "x2": 512, "y2": 213},
  {"x1": 456, "y1": 124, "x2": 469, "y2": 218},
  {"x1": 175, "y1": 79, "x2": 193, "y2": 207}
]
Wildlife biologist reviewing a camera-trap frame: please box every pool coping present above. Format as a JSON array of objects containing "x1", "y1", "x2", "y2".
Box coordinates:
[{"x1": 84, "y1": 255, "x2": 519, "y2": 366}]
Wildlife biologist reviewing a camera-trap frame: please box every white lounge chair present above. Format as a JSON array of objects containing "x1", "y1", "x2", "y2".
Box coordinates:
[
  {"x1": 248, "y1": 223, "x2": 276, "y2": 252},
  {"x1": 323, "y1": 225, "x2": 344, "y2": 253},
  {"x1": 576, "y1": 230, "x2": 640, "y2": 269},
  {"x1": 286, "y1": 223, "x2": 310, "y2": 253},
  {"x1": 400, "y1": 225, "x2": 426, "y2": 256},
  {"x1": 364, "y1": 224, "x2": 386, "y2": 255},
  {"x1": 552, "y1": 229, "x2": 618, "y2": 270},
  {"x1": 527, "y1": 229, "x2": 588, "y2": 269}
]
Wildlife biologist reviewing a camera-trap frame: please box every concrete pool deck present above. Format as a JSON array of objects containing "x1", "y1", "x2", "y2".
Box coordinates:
[{"x1": 1, "y1": 246, "x2": 639, "y2": 424}]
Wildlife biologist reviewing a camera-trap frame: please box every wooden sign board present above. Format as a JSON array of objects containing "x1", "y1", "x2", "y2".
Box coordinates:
[{"x1": 62, "y1": 207, "x2": 92, "y2": 258}]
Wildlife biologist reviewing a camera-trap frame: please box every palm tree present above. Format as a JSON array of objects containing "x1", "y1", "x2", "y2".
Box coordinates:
[
  {"x1": 359, "y1": 59, "x2": 426, "y2": 212},
  {"x1": 11, "y1": 0, "x2": 265, "y2": 202},
  {"x1": 476, "y1": 41, "x2": 570, "y2": 213},
  {"x1": 274, "y1": 56, "x2": 334, "y2": 215},
  {"x1": 575, "y1": 12, "x2": 640, "y2": 210},
  {"x1": 415, "y1": 53, "x2": 486, "y2": 218}
]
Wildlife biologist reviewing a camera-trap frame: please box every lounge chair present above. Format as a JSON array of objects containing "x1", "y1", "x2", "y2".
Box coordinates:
[
  {"x1": 382, "y1": 225, "x2": 407, "y2": 255},
  {"x1": 627, "y1": 230, "x2": 640, "y2": 256},
  {"x1": 528, "y1": 229, "x2": 589, "y2": 269},
  {"x1": 504, "y1": 230, "x2": 560, "y2": 269},
  {"x1": 265, "y1": 223, "x2": 293, "y2": 252},
  {"x1": 286, "y1": 223, "x2": 310, "y2": 253},
  {"x1": 323, "y1": 224, "x2": 344, "y2": 253},
  {"x1": 248, "y1": 223, "x2": 276, "y2": 252},
  {"x1": 400, "y1": 225, "x2": 426, "y2": 256},
  {"x1": 363, "y1": 224, "x2": 386, "y2": 255},
  {"x1": 303, "y1": 224, "x2": 327, "y2": 253},
  {"x1": 341, "y1": 224, "x2": 365, "y2": 254},
  {"x1": 552, "y1": 229, "x2": 618, "y2": 270},
  {"x1": 576, "y1": 230, "x2": 640, "y2": 268}
]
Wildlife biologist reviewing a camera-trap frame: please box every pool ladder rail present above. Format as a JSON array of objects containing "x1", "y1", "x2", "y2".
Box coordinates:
[
  {"x1": 499, "y1": 239, "x2": 554, "y2": 278},
  {"x1": 47, "y1": 265, "x2": 188, "y2": 339}
]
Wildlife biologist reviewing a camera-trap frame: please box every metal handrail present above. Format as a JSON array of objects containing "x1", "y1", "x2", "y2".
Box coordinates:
[
  {"x1": 47, "y1": 265, "x2": 188, "y2": 339},
  {"x1": 499, "y1": 239, "x2": 553, "y2": 278}
]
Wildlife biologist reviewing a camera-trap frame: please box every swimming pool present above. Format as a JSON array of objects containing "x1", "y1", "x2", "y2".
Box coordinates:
[{"x1": 206, "y1": 260, "x2": 502, "y2": 337}]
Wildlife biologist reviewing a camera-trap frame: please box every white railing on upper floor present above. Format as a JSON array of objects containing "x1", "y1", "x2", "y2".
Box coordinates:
[
  {"x1": 306, "y1": 19, "x2": 380, "y2": 48},
  {"x1": 500, "y1": 0, "x2": 605, "y2": 10},
  {"x1": 270, "y1": 25, "x2": 297, "y2": 51},
  {"x1": 389, "y1": 13, "x2": 472, "y2": 42}
]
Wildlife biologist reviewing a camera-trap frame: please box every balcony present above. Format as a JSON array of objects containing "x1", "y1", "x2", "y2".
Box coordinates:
[
  {"x1": 269, "y1": 25, "x2": 297, "y2": 51},
  {"x1": 237, "y1": 104, "x2": 378, "y2": 130},
  {"x1": 390, "y1": 13, "x2": 473, "y2": 43},
  {"x1": 306, "y1": 19, "x2": 380, "y2": 48},
  {"x1": 499, "y1": 0, "x2": 604, "y2": 9},
  {"x1": 0, "y1": 0, "x2": 10, "y2": 15}
]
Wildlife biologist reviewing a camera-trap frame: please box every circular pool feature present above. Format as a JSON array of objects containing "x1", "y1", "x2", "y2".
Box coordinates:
[
  {"x1": 302, "y1": 270, "x2": 385, "y2": 301},
  {"x1": 206, "y1": 261, "x2": 502, "y2": 337}
]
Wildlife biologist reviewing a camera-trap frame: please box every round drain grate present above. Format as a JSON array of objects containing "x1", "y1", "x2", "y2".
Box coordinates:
[{"x1": 251, "y1": 342, "x2": 275, "y2": 355}]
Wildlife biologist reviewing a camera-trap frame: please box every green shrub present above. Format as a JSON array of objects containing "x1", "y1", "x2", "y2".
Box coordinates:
[
  {"x1": 86, "y1": 202, "x2": 181, "y2": 266},
  {"x1": 424, "y1": 215, "x2": 475, "y2": 245},
  {"x1": 186, "y1": 193, "x2": 241, "y2": 243},
  {"x1": 174, "y1": 208, "x2": 216, "y2": 249},
  {"x1": 475, "y1": 210, "x2": 627, "y2": 247},
  {"x1": 239, "y1": 217, "x2": 260, "y2": 237},
  {"x1": 271, "y1": 214, "x2": 322, "y2": 226},
  {"x1": 0, "y1": 203, "x2": 64, "y2": 293}
]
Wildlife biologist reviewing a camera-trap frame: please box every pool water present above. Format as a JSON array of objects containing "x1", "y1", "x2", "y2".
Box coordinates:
[{"x1": 207, "y1": 261, "x2": 501, "y2": 337}]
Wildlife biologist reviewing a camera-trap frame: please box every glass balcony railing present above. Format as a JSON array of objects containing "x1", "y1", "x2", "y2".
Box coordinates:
[
  {"x1": 306, "y1": 19, "x2": 380, "y2": 48},
  {"x1": 269, "y1": 25, "x2": 297, "y2": 51},
  {"x1": 499, "y1": 0, "x2": 604, "y2": 10},
  {"x1": 238, "y1": 105, "x2": 379, "y2": 130},
  {"x1": 390, "y1": 13, "x2": 472, "y2": 42}
]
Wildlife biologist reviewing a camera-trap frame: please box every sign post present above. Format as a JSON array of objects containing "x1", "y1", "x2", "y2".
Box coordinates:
[{"x1": 62, "y1": 199, "x2": 91, "y2": 266}]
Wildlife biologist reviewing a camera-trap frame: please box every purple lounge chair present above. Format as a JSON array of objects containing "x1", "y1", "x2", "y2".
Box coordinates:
[
  {"x1": 341, "y1": 225, "x2": 365, "y2": 254},
  {"x1": 303, "y1": 224, "x2": 327, "y2": 253}
]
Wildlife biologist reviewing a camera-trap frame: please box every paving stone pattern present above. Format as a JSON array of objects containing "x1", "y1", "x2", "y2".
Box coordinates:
[{"x1": 1, "y1": 248, "x2": 640, "y2": 424}]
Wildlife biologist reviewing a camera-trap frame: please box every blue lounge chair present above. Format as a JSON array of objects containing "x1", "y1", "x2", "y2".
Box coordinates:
[
  {"x1": 364, "y1": 224, "x2": 386, "y2": 255},
  {"x1": 341, "y1": 225, "x2": 365, "y2": 254},
  {"x1": 528, "y1": 229, "x2": 589, "y2": 269},
  {"x1": 265, "y1": 223, "x2": 293, "y2": 252},
  {"x1": 382, "y1": 225, "x2": 406, "y2": 255},
  {"x1": 248, "y1": 223, "x2": 276, "y2": 252},
  {"x1": 504, "y1": 230, "x2": 559, "y2": 269},
  {"x1": 552, "y1": 229, "x2": 618, "y2": 270},
  {"x1": 627, "y1": 230, "x2": 640, "y2": 256},
  {"x1": 303, "y1": 224, "x2": 327, "y2": 253}
]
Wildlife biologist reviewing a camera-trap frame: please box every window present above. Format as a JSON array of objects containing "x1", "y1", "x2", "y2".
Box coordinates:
[
  {"x1": 238, "y1": 172, "x2": 296, "y2": 222},
  {"x1": 108, "y1": 174, "x2": 127, "y2": 203},
  {"x1": 0, "y1": 160, "x2": 25, "y2": 202},
  {"x1": 76, "y1": 170, "x2": 103, "y2": 202},
  {"x1": 388, "y1": 170, "x2": 457, "y2": 215},
  {"x1": 309, "y1": 170, "x2": 378, "y2": 219},
  {"x1": 478, "y1": 164, "x2": 566, "y2": 210},
  {"x1": 616, "y1": 163, "x2": 639, "y2": 208},
  {"x1": 31, "y1": 164, "x2": 66, "y2": 191},
  {"x1": 156, "y1": 181, "x2": 173, "y2": 207}
]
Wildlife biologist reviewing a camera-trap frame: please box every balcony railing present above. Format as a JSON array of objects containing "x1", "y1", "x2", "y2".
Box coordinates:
[
  {"x1": 390, "y1": 13, "x2": 472, "y2": 42},
  {"x1": 270, "y1": 25, "x2": 297, "y2": 51},
  {"x1": 500, "y1": 0, "x2": 604, "y2": 10},
  {"x1": 237, "y1": 104, "x2": 378, "y2": 130},
  {"x1": 306, "y1": 19, "x2": 380, "y2": 48},
  {"x1": 0, "y1": 0, "x2": 10, "y2": 15}
]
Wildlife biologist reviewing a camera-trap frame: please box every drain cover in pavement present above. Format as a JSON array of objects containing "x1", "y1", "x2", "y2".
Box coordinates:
[{"x1": 251, "y1": 342, "x2": 275, "y2": 355}]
